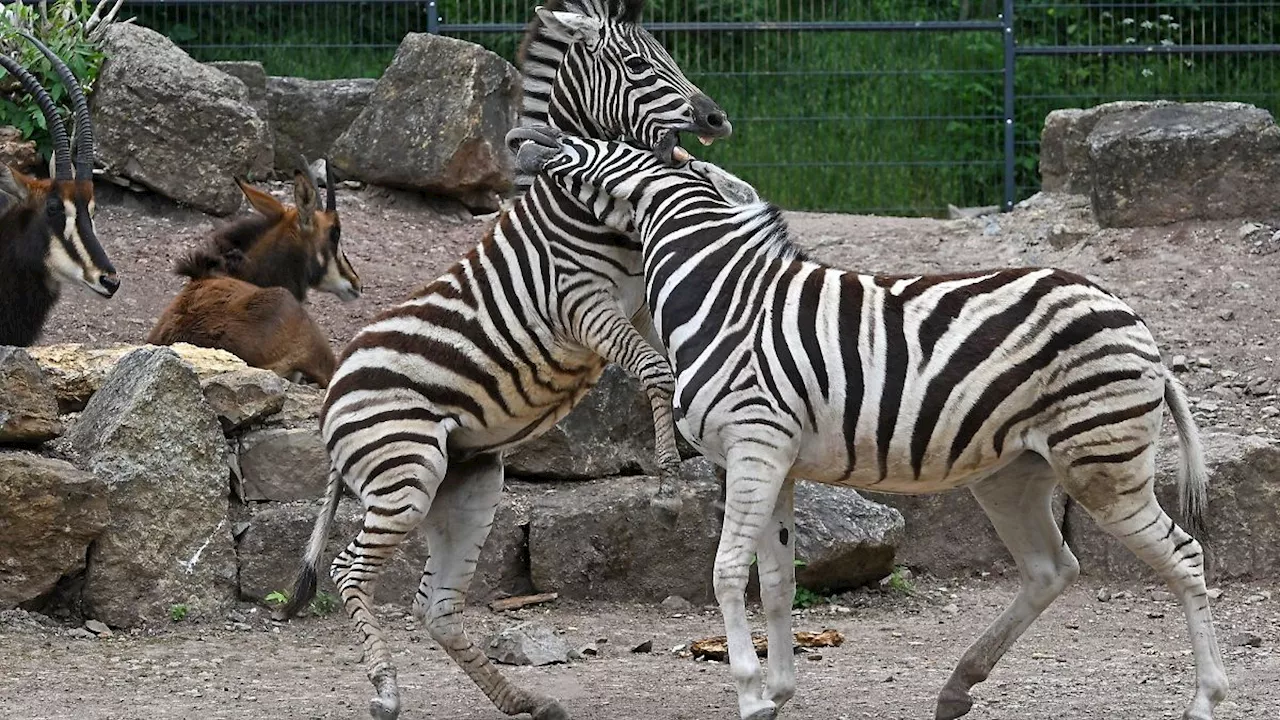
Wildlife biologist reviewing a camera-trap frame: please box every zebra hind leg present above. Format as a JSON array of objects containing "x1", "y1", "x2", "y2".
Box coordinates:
[
  {"x1": 330, "y1": 455, "x2": 442, "y2": 720},
  {"x1": 713, "y1": 437, "x2": 798, "y2": 720},
  {"x1": 753, "y1": 478, "x2": 797, "y2": 710},
  {"x1": 935, "y1": 454, "x2": 1079, "y2": 720},
  {"x1": 1063, "y1": 461, "x2": 1227, "y2": 720},
  {"x1": 412, "y1": 453, "x2": 568, "y2": 720}
]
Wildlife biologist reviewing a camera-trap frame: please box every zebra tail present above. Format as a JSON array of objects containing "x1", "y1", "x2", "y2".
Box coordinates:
[
  {"x1": 282, "y1": 466, "x2": 343, "y2": 618},
  {"x1": 1164, "y1": 370, "x2": 1209, "y2": 538}
]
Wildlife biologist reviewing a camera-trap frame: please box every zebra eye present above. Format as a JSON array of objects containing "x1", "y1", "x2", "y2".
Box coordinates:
[{"x1": 624, "y1": 55, "x2": 652, "y2": 73}]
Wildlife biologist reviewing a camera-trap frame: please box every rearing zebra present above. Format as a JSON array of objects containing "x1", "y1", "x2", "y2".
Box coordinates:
[
  {"x1": 510, "y1": 129, "x2": 1227, "y2": 720},
  {"x1": 281, "y1": 4, "x2": 731, "y2": 720}
]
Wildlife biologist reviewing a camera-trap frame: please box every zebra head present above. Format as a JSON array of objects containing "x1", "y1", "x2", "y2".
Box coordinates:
[
  {"x1": 521, "y1": 1, "x2": 732, "y2": 165},
  {"x1": 508, "y1": 126, "x2": 761, "y2": 235}
]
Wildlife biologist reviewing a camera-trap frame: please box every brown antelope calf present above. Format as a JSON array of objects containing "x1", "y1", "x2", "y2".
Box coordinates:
[
  {"x1": 1, "y1": 34, "x2": 118, "y2": 346},
  {"x1": 147, "y1": 163, "x2": 360, "y2": 386}
]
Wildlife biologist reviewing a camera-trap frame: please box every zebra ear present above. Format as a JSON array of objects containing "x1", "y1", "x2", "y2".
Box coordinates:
[
  {"x1": 695, "y1": 162, "x2": 760, "y2": 206},
  {"x1": 535, "y1": 7, "x2": 604, "y2": 47}
]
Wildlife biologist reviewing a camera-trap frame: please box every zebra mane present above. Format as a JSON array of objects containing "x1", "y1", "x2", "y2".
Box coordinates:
[
  {"x1": 516, "y1": 0, "x2": 647, "y2": 126},
  {"x1": 758, "y1": 204, "x2": 810, "y2": 263}
]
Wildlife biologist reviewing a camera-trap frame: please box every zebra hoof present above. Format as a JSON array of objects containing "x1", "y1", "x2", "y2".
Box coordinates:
[
  {"x1": 369, "y1": 695, "x2": 400, "y2": 720},
  {"x1": 531, "y1": 698, "x2": 569, "y2": 720},
  {"x1": 743, "y1": 707, "x2": 777, "y2": 720},
  {"x1": 934, "y1": 687, "x2": 974, "y2": 720},
  {"x1": 648, "y1": 494, "x2": 682, "y2": 526}
]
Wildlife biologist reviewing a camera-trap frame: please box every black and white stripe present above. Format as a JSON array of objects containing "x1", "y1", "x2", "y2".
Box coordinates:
[
  {"x1": 284, "y1": 5, "x2": 731, "y2": 720},
  {"x1": 522, "y1": 134, "x2": 1228, "y2": 720}
]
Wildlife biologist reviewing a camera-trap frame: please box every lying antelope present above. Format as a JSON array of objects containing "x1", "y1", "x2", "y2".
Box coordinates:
[
  {"x1": 147, "y1": 162, "x2": 360, "y2": 386},
  {"x1": 0, "y1": 33, "x2": 118, "y2": 346}
]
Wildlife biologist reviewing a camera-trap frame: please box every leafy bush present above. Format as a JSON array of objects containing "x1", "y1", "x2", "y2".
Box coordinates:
[{"x1": 0, "y1": 0, "x2": 127, "y2": 162}]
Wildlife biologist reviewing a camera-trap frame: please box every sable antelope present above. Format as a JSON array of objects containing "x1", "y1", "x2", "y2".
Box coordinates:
[
  {"x1": 147, "y1": 163, "x2": 360, "y2": 386},
  {"x1": 0, "y1": 34, "x2": 118, "y2": 347}
]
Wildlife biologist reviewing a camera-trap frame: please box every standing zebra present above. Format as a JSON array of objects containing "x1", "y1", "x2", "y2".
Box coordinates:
[
  {"x1": 282, "y1": 3, "x2": 732, "y2": 720},
  {"x1": 510, "y1": 129, "x2": 1227, "y2": 720}
]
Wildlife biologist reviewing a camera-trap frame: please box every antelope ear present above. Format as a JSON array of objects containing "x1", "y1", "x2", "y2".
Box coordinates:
[
  {"x1": 535, "y1": 7, "x2": 604, "y2": 47},
  {"x1": 237, "y1": 178, "x2": 285, "y2": 220},
  {"x1": 0, "y1": 165, "x2": 30, "y2": 210},
  {"x1": 292, "y1": 169, "x2": 319, "y2": 233}
]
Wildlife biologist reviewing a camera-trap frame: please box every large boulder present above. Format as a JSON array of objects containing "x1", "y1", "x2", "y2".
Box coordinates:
[
  {"x1": 266, "y1": 76, "x2": 376, "y2": 173},
  {"x1": 237, "y1": 427, "x2": 329, "y2": 503},
  {"x1": 330, "y1": 33, "x2": 518, "y2": 211},
  {"x1": 238, "y1": 486, "x2": 534, "y2": 606},
  {"x1": 1085, "y1": 102, "x2": 1280, "y2": 227},
  {"x1": 0, "y1": 125, "x2": 38, "y2": 174},
  {"x1": 1039, "y1": 101, "x2": 1171, "y2": 194},
  {"x1": 1068, "y1": 433, "x2": 1280, "y2": 581},
  {"x1": 506, "y1": 365, "x2": 658, "y2": 480},
  {"x1": 28, "y1": 343, "x2": 249, "y2": 413},
  {"x1": 0, "y1": 452, "x2": 109, "y2": 609},
  {"x1": 793, "y1": 483, "x2": 903, "y2": 592},
  {"x1": 528, "y1": 458, "x2": 724, "y2": 603},
  {"x1": 91, "y1": 24, "x2": 273, "y2": 215},
  {"x1": 0, "y1": 347, "x2": 61, "y2": 444},
  {"x1": 65, "y1": 347, "x2": 237, "y2": 627}
]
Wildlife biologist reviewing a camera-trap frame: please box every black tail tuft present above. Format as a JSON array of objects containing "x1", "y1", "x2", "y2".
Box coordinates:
[{"x1": 281, "y1": 564, "x2": 319, "y2": 619}]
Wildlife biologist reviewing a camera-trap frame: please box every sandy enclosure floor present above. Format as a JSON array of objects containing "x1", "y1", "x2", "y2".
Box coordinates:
[{"x1": 1, "y1": 578, "x2": 1277, "y2": 720}]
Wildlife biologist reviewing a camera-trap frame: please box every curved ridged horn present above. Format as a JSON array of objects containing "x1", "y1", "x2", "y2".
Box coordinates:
[
  {"x1": 324, "y1": 158, "x2": 336, "y2": 212},
  {"x1": 0, "y1": 52, "x2": 74, "y2": 180},
  {"x1": 19, "y1": 31, "x2": 94, "y2": 178}
]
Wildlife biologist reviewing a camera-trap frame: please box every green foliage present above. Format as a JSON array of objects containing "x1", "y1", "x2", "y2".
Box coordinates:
[
  {"x1": 0, "y1": 1, "x2": 109, "y2": 161},
  {"x1": 885, "y1": 566, "x2": 915, "y2": 595},
  {"x1": 168, "y1": 603, "x2": 189, "y2": 622},
  {"x1": 264, "y1": 590, "x2": 289, "y2": 606},
  {"x1": 792, "y1": 586, "x2": 826, "y2": 609},
  {"x1": 309, "y1": 591, "x2": 339, "y2": 616}
]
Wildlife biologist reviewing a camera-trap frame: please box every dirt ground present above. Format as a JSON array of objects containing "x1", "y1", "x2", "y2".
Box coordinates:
[{"x1": 1, "y1": 577, "x2": 1276, "y2": 719}]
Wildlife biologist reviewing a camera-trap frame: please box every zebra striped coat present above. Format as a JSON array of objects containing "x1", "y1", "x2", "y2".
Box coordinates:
[
  {"x1": 285, "y1": 4, "x2": 732, "y2": 720},
  {"x1": 515, "y1": 132, "x2": 1227, "y2": 720}
]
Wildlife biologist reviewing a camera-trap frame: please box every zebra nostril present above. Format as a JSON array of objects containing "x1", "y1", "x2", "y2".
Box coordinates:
[
  {"x1": 100, "y1": 274, "x2": 120, "y2": 294},
  {"x1": 705, "y1": 112, "x2": 726, "y2": 129}
]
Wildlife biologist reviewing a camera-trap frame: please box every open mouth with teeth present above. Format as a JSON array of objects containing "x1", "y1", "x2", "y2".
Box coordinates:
[{"x1": 655, "y1": 122, "x2": 733, "y2": 166}]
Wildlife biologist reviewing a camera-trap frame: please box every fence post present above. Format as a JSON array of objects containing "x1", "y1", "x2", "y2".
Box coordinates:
[
  {"x1": 1001, "y1": 0, "x2": 1015, "y2": 212},
  {"x1": 427, "y1": 1, "x2": 439, "y2": 34}
]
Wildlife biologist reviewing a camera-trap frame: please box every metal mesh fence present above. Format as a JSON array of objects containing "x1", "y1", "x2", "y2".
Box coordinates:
[{"x1": 118, "y1": 1, "x2": 1280, "y2": 216}]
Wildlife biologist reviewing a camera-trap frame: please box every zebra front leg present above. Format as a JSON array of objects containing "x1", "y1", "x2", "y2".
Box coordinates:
[
  {"x1": 576, "y1": 306, "x2": 683, "y2": 521},
  {"x1": 753, "y1": 478, "x2": 798, "y2": 710},
  {"x1": 935, "y1": 454, "x2": 1079, "y2": 720},
  {"x1": 714, "y1": 439, "x2": 797, "y2": 720},
  {"x1": 332, "y1": 454, "x2": 441, "y2": 720},
  {"x1": 413, "y1": 454, "x2": 568, "y2": 720}
]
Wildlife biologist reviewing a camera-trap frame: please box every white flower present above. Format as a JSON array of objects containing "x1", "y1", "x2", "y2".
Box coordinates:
[
  {"x1": 1159, "y1": 14, "x2": 1174, "y2": 22},
  {"x1": 1140, "y1": 20, "x2": 1155, "y2": 30},
  {"x1": 1142, "y1": 68, "x2": 1155, "y2": 77},
  {"x1": 1169, "y1": 22, "x2": 1181, "y2": 30},
  {"x1": 1125, "y1": 36, "x2": 1137, "y2": 44}
]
